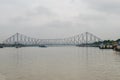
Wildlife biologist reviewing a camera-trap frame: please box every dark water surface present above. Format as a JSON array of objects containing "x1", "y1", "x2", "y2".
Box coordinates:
[{"x1": 0, "y1": 47, "x2": 120, "y2": 80}]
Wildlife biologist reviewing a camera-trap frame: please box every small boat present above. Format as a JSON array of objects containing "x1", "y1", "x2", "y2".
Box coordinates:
[
  {"x1": 15, "y1": 46, "x2": 21, "y2": 48},
  {"x1": 0, "y1": 46, "x2": 3, "y2": 48},
  {"x1": 114, "y1": 45, "x2": 120, "y2": 51},
  {"x1": 39, "y1": 45, "x2": 47, "y2": 48}
]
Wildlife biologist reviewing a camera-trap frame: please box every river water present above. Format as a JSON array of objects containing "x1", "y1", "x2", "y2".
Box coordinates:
[{"x1": 0, "y1": 47, "x2": 120, "y2": 80}]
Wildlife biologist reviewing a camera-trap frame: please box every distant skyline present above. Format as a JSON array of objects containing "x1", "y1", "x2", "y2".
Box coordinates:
[{"x1": 0, "y1": 0, "x2": 120, "y2": 42}]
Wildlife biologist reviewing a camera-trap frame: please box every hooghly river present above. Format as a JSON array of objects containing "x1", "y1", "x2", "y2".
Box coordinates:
[{"x1": 0, "y1": 47, "x2": 120, "y2": 80}]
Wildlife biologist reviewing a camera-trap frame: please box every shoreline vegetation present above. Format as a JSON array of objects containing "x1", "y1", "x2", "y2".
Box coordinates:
[{"x1": 98, "y1": 39, "x2": 120, "y2": 51}]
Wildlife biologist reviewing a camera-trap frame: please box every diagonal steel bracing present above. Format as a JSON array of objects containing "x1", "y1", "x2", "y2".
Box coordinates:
[{"x1": 3, "y1": 32, "x2": 102, "y2": 46}]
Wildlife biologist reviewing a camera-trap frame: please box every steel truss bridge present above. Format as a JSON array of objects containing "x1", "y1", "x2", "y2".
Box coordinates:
[{"x1": 1, "y1": 32, "x2": 102, "y2": 47}]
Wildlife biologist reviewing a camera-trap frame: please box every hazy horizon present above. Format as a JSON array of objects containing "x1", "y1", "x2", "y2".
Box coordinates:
[{"x1": 0, "y1": 0, "x2": 120, "y2": 42}]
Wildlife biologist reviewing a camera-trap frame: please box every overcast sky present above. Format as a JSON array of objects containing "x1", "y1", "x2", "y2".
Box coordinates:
[{"x1": 0, "y1": 0, "x2": 120, "y2": 42}]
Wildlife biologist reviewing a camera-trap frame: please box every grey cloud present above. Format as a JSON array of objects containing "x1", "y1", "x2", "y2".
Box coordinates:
[
  {"x1": 0, "y1": 0, "x2": 27, "y2": 6},
  {"x1": 0, "y1": 0, "x2": 120, "y2": 41},
  {"x1": 10, "y1": 6, "x2": 55, "y2": 26},
  {"x1": 27, "y1": 6, "x2": 54, "y2": 16},
  {"x1": 83, "y1": 0, "x2": 120, "y2": 14},
  {"x1": 77, "y1": 14, "x2": 107, "y2": 22},
  {"x1": 0, "y1": 0, "x2": 17, "y2": 4}
]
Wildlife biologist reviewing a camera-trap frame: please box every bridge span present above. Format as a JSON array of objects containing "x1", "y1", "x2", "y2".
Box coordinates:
[{"x1": 0, "y1": 32, "x2": 102, "y2": 48}]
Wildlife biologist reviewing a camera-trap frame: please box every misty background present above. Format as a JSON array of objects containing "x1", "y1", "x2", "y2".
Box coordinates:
[{"x1": 0, "y1": 0, "x2": 120, "y2": 42}]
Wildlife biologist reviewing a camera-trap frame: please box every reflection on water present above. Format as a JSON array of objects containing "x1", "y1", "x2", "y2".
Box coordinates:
[{"x1": 0, "y1": 47, "x2": 120, "y2": 80}]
